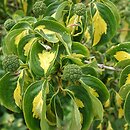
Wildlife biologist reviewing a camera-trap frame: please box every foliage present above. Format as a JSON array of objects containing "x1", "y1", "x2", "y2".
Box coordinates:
[{"x1": 0, "y1": 0, "x2": 130, "y2": 130}]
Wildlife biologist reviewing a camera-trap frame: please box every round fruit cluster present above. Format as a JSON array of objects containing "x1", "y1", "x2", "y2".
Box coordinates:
[
  {"x1": 2, "y1": 55, "x2": 20, "y2": 73},
  {"x1": 62, "y1": 64, "x2": 82, "y2": 81}
]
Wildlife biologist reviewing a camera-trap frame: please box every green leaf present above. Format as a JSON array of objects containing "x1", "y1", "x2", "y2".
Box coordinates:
[
  {"x1": 102, "y1": 0, "x2": 120, "y2": 25},
  {"x1": 88, "y1": 91, "x2": 103, "y2": 121},
  {"x1": 124, "y1": 91, "x2": 130, "y2": 125},
  {"x1": 80, "y1": 75, "x2": 109, "y2": 103},
  {"x1": 107, "y1": 42, "x2": 130, "y2": 56},
  {"x1": 80, "y1": 81, "x2": 103, "y2": 121},
  {"x1": 69, "y1": 101, "x2": 82, "y2": 130},
  {"x1": 119, "y1": 65, "x2": 130, "y2": 87},
  {"x1": 18, "y1": 34, "x2": 37, "y2": 62},
  {"x1": 92, "y1": 2, "x2": 117, "y2": 45},
  {"x1": 81, "y1": 65, "x2": 97, "y2": 77},
  {"x1": 34, "y1": 18, "x2": 72, "y2": 54},
  {"x1": 41, "y1": 81, "x2": 56, "y2": 130},
  {"x1": 114, "y1": 51, "x2": 130, "y2": 61},
  {"x1": 29, "y1": 41, "x2": 44, "y2": 77},
  {"x1": 119, "y1": 84, "x2": 130, "y2": 99},
  {"x1": 21, "y1": 16, "x2": 37, "y2": 24},
  {"x1": 10, "y1": 21, "x2": 32, "y2": 31},
  {"x1": 68, "y1": 85, "x2": 93, "y2": 130},
  {"x1": 13, "y1": 70, "x2": 25, "y2": 109},
  {"x1": 35, "y1": 29, "x2": 59, "y2": 43},
  {"x1": 45, "y1": 1, "x2": 60, "y2": 16},
  {"x1": 3, "y1": 28, "x2": 27, "y2": 54},
  {"x1": 0, "y1": 73, "x2": 20, "y2": 112},
  {"x1": 55, "y1": 1, "x2": 69, "y2": 22},
  {"x1": 29, "y1": 41, "x2": 59, "y2": 77},
  {"x1": 65, "y1": 54, "x2": 84, "y2": 65},
  {"x1": 72, "y1": 42, "x2": 90, "y2": 57},
  {"x1": 115, "y1": 59, "x2": 130, "y2": 69},
  {"x1": 92, "y1": 9, "x2": 107, "y2": 46},
  {"x1": 23, "y1": 80, "x2": 43, "y2": 130},
  {"x1": 44, "y1": 0, "x2": 59, "y2": 6}
]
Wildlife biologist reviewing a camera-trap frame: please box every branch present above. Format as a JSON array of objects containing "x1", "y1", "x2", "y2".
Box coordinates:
[{"x1": 84, "y1": 60, "x2": 118, "y2": 71}]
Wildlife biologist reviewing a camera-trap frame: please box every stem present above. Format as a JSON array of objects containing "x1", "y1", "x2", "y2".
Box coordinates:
[{"x1": 84, "y1": 60, "x2": 119, "y2": 71}]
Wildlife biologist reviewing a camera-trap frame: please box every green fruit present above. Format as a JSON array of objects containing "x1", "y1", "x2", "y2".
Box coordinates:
[
  {"x1": 4, "y1": 19, "x2": 15, "y2": 31},
  {"x1": 62, "y1": 64, "x2": 82, "y2": 81},
  {"x1": 32, "y1": 1, "x2": 47, "y2": 17},
  {"x1": 2, "y1": 55, "x2": 20, "y2": 73},
  {"x1": 73, "y1": 3, "x2": 86, "y2": 16}
]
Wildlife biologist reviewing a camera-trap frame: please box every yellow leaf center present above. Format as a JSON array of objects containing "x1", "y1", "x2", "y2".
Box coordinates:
[
  {"x1": 38, "y1": 51, "x2": 55, "y2": 74},
  {"x1": 32, "y1": 90, "x2": 43, "y2": 119},
  {"x1": 24, "y1": 38, "x2": 37, "y2": 56},
  {"x1": 114, "y1": 51, "x2": 130, "y2": 61},
  {"x1": 93, "y1": 10, "x2": 107, "y2": 46}
]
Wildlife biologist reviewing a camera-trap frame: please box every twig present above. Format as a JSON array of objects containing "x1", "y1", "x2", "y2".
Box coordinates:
[{"x1": 84, "y1": 60, "x2": 118, "y2": 71}]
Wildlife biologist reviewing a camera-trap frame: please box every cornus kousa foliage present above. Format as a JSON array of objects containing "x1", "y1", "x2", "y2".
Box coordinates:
[{"x1": 1, "y1": 0, "x2": 130, "y2": 130}]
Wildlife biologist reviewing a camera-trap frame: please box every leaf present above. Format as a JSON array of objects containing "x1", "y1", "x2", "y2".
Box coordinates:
[
  {"x1": 69, "y1": 102, "x2": 82, "y2": 130},
  {"x1": 29, "y1": 41, "x2": 59, "y2": 77},
  {"x1": 119, "y1": 65, "x2": 130, "y2": 87},
  {"x1": 38, "y1": 51, "x2": 55, "y2": 74},
  {"x1": 3, "y1": 29, "x2": 26, "y2": 54},
  {"x1": 21, "y1": 16, "x2": 37, "y2": 24},
  {"x1": 115, "y1": 59, "x2": 130, "y2": 69},
  {"x1": 81, "y1": 65, "x2": 97, "y2": 77},
  {"x1": 80, "y1": 81, "x2": 103, "y2": 121},
  {"x1": 125, "y1": 74, "x2": 130, "y2": 84},
  {"x1": 124, "y1": 91, "x2": 130, "y2": 125},
  {"x1": 53, "y1": 96, "x2": 63, "y2": 128},
  {"x1": 119, "y1": 84, "x2": 130, "y2": 99},
  {"x1": 35, "y1": 28, "x2": 59, "y2": 43},
  {"x1": 92, "y1": 2, "x2": 117, "y2": 45},
  {"x1": 41, "y1": 81, "x2": 56, "y2": 130},
  {"x1": 45, "y1": 1, "x2": 60, "y2": 16},
  {"x1": 11, "y1": 21, "x2": 32, "y2": 31},
  {"x1": 34, "y1": 18, "x2": 72, "y2": 54},
  {"x1": 68, "y1": 85, "x2": 93, "y2": 130},
  {"x1": 89, "y1": 93, "x2": 103, "y2": 121},
  {"x1": 0, "y1": 73, "x2": 20, "y2": 112},
  {"x1": 92, "y1": 10, "x2": 107, "y2": 46},
  {"x1": 65, "y1": 54, "x2": 84, "y2": 65},
  {"x1": 55, "y1": 1, "x2": 69, "y2": 22},
  {"x1": 23, "y1": 80, "x2": 43, "y2": 130},
  {"x1": 107, "y1": 42, "x2": 130, "y2": 56},
  {"x1": 80, "y1": 75, "x2": 109, "y2": 103},
  {"x1": 103, "y1": 0, "x2": 120, "y2": 25},
  {"x1": 24, "y1": 38, "x2": 37, "y2": 56},
  {"x1": 114, "y1": 51, "x2": 130, "y2": 61},
  {"x1": 18, "y1": 34, "x2": 37, "y2": 62},
  {"x1": 13, "y1": 70, "x2": 24, "y2": 109},
  {"x1": 32, "y1": 90, "x2": 43, "y2": 119},
  {"x1": 115, "y1": 92, "x2": 123, "y2": 107},
  {"x1": 15, "y1": 30, "x2": 28, "y2": 46},
  {"x1": 72, "y1": 42, "x2": 90, "y2": 57}
]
